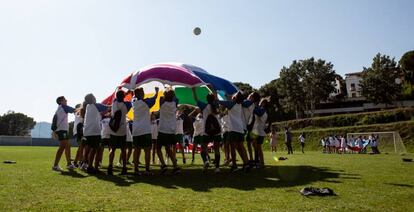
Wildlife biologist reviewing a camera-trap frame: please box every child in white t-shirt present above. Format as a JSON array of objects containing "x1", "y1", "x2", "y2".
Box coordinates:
[
  {"x1": 270, "y1": 128, "x2": 277, "y2": 153},
  {"x1": 192, "y1": 111, "x2": 204, "y2": 164},
  {"x1": 157, "y1": 90, "x2": 180, "y2": 174},
  {"x1": 175, "y1": 111, "x2": 187, "y2": 164}
]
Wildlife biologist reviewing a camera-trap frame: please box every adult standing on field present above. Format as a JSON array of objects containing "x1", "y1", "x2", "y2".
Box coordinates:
[
  {"x1": 52, "y1": 96, "x2": 76, "y2": 171},
  {"x1": 298, "y1": 132, "x2": 305, "y2": 154},
  {"x1": 285, "y1": 127, "x2": 293, "y2": 154}
]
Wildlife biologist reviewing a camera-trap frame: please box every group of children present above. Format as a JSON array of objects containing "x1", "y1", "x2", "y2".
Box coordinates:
[
  {"x1": 51, "y1": 87, "x2": 271, "y2": 175},
  {"x1": 321, "y1": 134, "x2": 380, "y2": 154}
]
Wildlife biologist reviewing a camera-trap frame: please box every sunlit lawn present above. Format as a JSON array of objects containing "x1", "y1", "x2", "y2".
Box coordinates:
[{"x1": 0, "y1": 146, "x2": 413, "y2": 211}]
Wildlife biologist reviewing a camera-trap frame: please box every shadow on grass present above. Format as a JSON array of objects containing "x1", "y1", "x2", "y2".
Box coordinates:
[
  {"x1": 60, "y1": 169, "x2": 89, "y2": 178},
  {"x1": 61, "y1": 165, "x2": 359, "y2": 192},
  {"x1": 384, "y1": 183, "x2": 413, "y2": 188}
]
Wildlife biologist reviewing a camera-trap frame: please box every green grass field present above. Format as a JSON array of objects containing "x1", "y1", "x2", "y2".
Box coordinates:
[{"x1": 0, "y1": 146, "x2": 413, "y2": 211}]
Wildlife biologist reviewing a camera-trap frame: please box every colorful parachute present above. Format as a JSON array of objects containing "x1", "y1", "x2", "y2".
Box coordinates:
[{"x1": 102, "y1": 63, "x2": 238, "y2": 117}]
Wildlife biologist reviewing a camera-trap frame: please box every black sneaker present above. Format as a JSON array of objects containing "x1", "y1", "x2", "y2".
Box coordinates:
[
  {"x1": 230, "y1": 165, "x2": 238, "y2": 173},
  {"x1": 144, "y1": 170, "x2": 154, "y2": 176},
  {"x1": 120, "y1": 167, "x2": 128, "y2": 175},
  {"x1": 134, "y1": 167, "x2": 141, "y2": 176},
  {"x1": 87, "y1": 167, "x2": 96, "y2": 174},
  {"x1": 160, "y1": 165, "x2": 168, "y2": 174},
  {"x1": 107, "y1": 166, "x2": 113, "y2": 176},
  {"x1": 203, "y1": 162, "x2": 209, "y2": 173},
  {"x1": 172, "y1": 167, "x2": 181, "y2": 175},
  {"x1": 243, "y1": 164, "x2": 252, "y2": 173},
  {"x1": 183, "y1": 158, "x2": 186, "y2": 164}
]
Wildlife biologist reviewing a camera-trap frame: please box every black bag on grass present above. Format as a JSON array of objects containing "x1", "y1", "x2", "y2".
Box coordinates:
[{"x1": 300, "y1": 187, "x2": 335, "y2": 196}]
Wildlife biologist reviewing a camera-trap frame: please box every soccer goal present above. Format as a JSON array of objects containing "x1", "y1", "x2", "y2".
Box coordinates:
[{"x1": 346, "y1": 131, "x2": 407, "y2": 154}]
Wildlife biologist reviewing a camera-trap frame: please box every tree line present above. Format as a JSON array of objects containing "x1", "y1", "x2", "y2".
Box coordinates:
[
  {"x1": 235, "y1": 50, "x2": 414, "y2": 121},
  {"x1": 0, "y1": 111, "x2": 36, "y2": 136}
]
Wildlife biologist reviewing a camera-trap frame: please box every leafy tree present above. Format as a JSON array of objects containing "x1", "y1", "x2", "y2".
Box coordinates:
[
  {"x1": 301, "y1": 58, "x2": 337, "y2": 116},
  {"x1": 399, "y1": 50, "x2": 414, "y2": 95},
  {"x1": 278, "y1": 61, "x2": 305, "y2": 119},
  {"x1": 279, "y1": 58, "x2": 337, "y2": 118},
  {"x1": 233, "y1": 82, "x2": 256, "y2": 97},
  {"x1": 0, "y1": 111, "x2": 36, "y2": 136},
  {"x1": 361, "y1": 53, "x2": 402, "y2": 105}
]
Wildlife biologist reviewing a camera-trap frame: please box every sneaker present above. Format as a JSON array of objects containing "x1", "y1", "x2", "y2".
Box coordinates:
[
  {"x1": 120, "y1": 167, "x2": 128, "y2": 175},
  {"x1": 230, "y1": 165, "x2": 238, "y2": 173},
  {"x1": 107, "y1": 167, "x2": 113, "y2": 176},
  {"x1": 243, "y1": 164, "x2": 252, "y2": 173},
  {"x1": 214, "y1": 168, "x2": 221, "y2": 174},
  {"x1": 116, "y1": 162, "x2": 122, "y2": 168},
  {"x1": 87, "y1": 167, "x2": 96, "y2": 174},
  {"x1": 143, "y1": 170, "x2": 154, "y2": 176},
  {"x1": 67, "y1": 164, "x2": 76, "y2": 170},
  {"x1": 81, "y1": 163, "x2": 88, "y2": 171},
  {"x1": 52, "y1": 165, "x2": 62, "y2": 171},
  {"x1": 134, "y1": 169, "x2": 141, "y2": 176},
  {"x1": 160, "y1": 165, "x2": 168, "y2": 174},
  {"x1": 172, "y1": 167, "x2": 181, "y2": 175},
  {"x1": 183, "y1": 158, "x2": 186, "y2": 164},
  {"x1": 203, "y1": 162, "x2": 209, "y2": 173}
]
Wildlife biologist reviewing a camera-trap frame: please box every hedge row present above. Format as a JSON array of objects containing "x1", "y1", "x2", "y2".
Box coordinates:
[
  {"x1": 273, "y1": 108, "x2": 414, "y2": 131},
  {"x1": 262, "y1": 121, "x2": 414, "y2": 152}
]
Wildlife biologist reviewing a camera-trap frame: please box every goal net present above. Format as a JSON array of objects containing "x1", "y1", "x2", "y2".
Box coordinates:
[{"x1": 346, "y1": 131, "x2": 407, "y2": 154}]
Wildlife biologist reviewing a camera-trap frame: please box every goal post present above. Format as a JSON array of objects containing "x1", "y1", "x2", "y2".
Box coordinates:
[{"x1": 346, "y1": 131, "x2": 407, "y2": 154}]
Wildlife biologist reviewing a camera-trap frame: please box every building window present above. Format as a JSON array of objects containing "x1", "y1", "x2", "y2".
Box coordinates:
[{"x1": 350, "y1": 83, "x2": 356, "y2": 91}]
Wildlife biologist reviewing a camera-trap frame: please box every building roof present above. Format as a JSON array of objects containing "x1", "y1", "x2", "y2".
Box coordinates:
[{"x1": 345, "y1": 71, "x2": 363, "y2": 77}]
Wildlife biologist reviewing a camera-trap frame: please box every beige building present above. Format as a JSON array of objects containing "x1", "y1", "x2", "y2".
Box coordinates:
[{"x1": 345, "y1": 72, "x2": 363, "y2": 98}]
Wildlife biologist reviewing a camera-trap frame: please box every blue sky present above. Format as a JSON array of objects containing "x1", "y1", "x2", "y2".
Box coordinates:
[{"x1": 1, "y1": 0, "x2": 413, "y2": 122}]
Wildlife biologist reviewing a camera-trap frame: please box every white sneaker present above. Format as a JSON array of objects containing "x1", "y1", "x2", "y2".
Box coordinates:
[
  {"x1": 52, "y1": 165, "x2": 62, "y2": 171},
  {"x1": 214, "y1": 168, "x2": 221, "y2": 173},
  {"x1": 81, "y1": 163, "x2": 88, "y2": 171},
  {"x1": 116, "y1": 162, "x2": 122, "y2": 168},
  {"x1": 67, "y1": 164, "x2": 76, "y2": 170}
]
